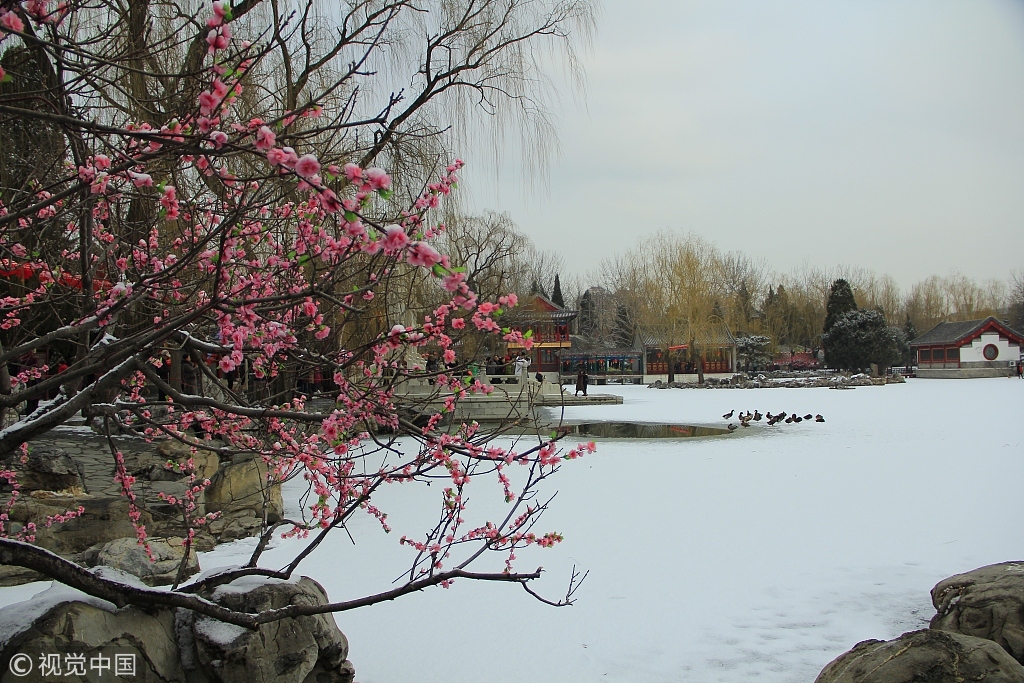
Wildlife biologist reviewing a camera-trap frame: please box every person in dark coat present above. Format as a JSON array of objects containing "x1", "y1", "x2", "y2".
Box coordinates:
[{"x1": 574, "y1": 364, "x2": 588, "y2": 397}]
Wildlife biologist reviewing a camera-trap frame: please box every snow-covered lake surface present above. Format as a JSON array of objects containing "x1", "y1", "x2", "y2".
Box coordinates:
[{"x1": 3, "y1": 378, "x2": 1023, "y2": 682}]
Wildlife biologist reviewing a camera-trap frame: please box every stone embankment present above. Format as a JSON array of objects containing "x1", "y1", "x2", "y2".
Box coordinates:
[
  {"x1": 649, "y1": 371, "x2": 907, "y2": 390},
  {"x1": 1, "y1": 425, "x2": 282, "y2": 587},
  {"x1": 815, "y1": 561, "x2": 1024, "y2": 682}
]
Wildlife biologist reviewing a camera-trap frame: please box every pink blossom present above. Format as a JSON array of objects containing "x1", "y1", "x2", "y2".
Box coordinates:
[
  {"x1": 94, "y1": 154, "x2": 111, "y2": 170},
  {"x1": 451, "y1": 318, "x2": 466, "y2": 330},
  {"x1": 278, "y1": 147, "x2": 298, "y2": 168},
  {"x1": 208, "y1": 130, "x2": 228, "y2": 148},
  {"x1": 382, "y1": 225, "x2": 409, "y2": 252},
  {"x1": 407, "y1": 242, "x2": 442, "y2": 268},
  {"x1": 343, "y1": 163, "x2": 363, "y2": 182},
  {"x1": 294, "y1": 154, "x2": 321, "y2": 178},
  {"x1": 128, "y1": 171, "x2": 154, "y2": 188},
  {"x1": 318, "y1": 189, "x2": 341, "y2": 213},
  {"x1": 314, "y1": 326, "x2": 331, "y2": 340},
  {"x1": 207, "y1": 0, "x2": 228, "y2": 26},
  {"x1": 1, "y1": 11, "x2": 25, "y2": 32},
  {"x1": 265, "y1": 147, "x2": 287, "y2": 166},
  {"x1": 198, "y1": 90, "x2": 218, "y2": 115},
  {"x1": 206, "y1": 25, "x2": 230, "y2": 53},
  {"x1": 255, "y1": 126, "x2": 275, "y2": 151},
  {"x1": 365, "y1": 167, "x2": 391, "y2": 190},
  {"x1": 212, "y1": 78, "x2": 229, "y2": 99},
  {"x1": 443, "y1": 349, "x2": 456, "y2": 364}
]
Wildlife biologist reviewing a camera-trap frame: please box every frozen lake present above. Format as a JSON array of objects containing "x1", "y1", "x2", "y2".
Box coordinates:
[{"x1": 4, "y1": 378, "x2": 1024, "y2": 682}]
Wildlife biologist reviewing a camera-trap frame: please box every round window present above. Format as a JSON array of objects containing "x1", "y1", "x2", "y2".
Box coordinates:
[{"x1": 983, "y1": 344, "x2": 999, "y2": 361}]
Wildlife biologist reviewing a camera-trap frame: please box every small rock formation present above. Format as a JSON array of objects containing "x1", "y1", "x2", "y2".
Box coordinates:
[
  {"x1": 814, "y1": 629, "x2": 1024, "y2": 683},
  {"x1": 931, "y1": 561, "x2": 1024, "y2": 665},
  {"x1": 0, "y1": 446, "x2": 85, "y2": 494},
  {"x1": 94, "y1": 537, "x2": 200, "y2": 586},
  {"x1": 0, "y1": 573, "x2": 356, "y2": 683},
  {"x1": 186, "y1": 575, "x2": 355, "y2": 683},
  {"x1": 202, "y1": 452, "x2": 284, "y2": 530}
]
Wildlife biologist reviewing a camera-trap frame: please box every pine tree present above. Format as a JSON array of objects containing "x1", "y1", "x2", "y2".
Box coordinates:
[
  {"x1": 551, "y1": 274, "x2": 565, "y2": 308},
  {"x1": 822, "y1": 309, "x2": 901, "y2": 371},
  {"x1": 823, "y1": 279, "x2": 857, "y2": 334}
]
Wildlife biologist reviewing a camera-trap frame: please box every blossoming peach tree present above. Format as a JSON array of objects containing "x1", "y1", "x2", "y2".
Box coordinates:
[{"x1": 0, "y1": 0, "x2": 592, "y2": 629}]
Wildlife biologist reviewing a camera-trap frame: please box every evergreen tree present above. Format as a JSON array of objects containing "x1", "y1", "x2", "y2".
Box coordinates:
[
  {"x1": 821, "y1": 309, "x2": 901, "y2": 371},
  {"x1": 736, "y1": 335, "x2": 771, "y2": 371},
  {"x1": 551, "y1": 274, "x2": 565, "y2": 308},
  {"x1": 823, "y1": 279, "x2": 858, "y2": 334}
]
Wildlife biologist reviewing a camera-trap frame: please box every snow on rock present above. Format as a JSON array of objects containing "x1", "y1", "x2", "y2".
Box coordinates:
[{"x1": 0, "y1": 582, "x2": 116, "y2": 649}]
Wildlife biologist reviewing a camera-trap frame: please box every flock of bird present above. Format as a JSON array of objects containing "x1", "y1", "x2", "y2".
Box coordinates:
[{"x1": 722, "y1": 409, "x2": 825, "y2": 431}]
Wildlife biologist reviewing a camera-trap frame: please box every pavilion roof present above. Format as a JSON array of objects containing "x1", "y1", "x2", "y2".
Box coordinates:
[{"x1": 909, "y1": 316, "x2": 1024, "y2": 346}]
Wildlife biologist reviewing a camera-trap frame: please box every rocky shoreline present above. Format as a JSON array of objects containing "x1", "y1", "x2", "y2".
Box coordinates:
[{"x1": 648, "y1": 371, "x2": 907, "y2": 390}]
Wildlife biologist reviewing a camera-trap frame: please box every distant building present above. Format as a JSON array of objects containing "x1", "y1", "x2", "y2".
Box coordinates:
[
  {"x1": 640, "y1": 321, "x2": 737, "y2": 379},
  {"x1": 910, "y1": 317, "x2": 1023, "y2": 378},
  {"x1": 504, "y1": 294, "x2": 577, "y2": 377},
  {"x1": 560, "y1": 331, "x2": 645, "y2": 385}
]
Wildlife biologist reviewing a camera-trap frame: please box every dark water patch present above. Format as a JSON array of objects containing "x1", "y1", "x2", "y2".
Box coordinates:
[{"x1": 565, "y1": 422, "x2": 731, "y2": 439}]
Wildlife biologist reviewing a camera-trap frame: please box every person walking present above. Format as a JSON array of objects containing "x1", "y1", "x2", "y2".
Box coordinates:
[
  {"x1": 1017, "y1": 360, "x2": 1023, "y2": 379},
  {"x1": 575, "y1": 364, "x2": 588, "y2": 397}
]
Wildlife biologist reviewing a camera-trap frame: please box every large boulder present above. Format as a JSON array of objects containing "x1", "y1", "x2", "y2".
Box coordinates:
[
  {"x1": 931, "y1": 561, "x2": 1024, "y2": 664},
  {"x1": 203, "y1": 453, "x2": 283, "y2": 525},
  {"x1": 0, "y1": 575, "x2": 187, "y2": 683},
  {"x1": 95, "y1": 537, "x2": 200, "y2": 586},
  {"x1": 814, "y1": 629, "x2": 1024, "y2": 683},
  {"x1": 0, "y1": 447, "x2": 85, "y2": 493},
  {"x1": 0, "y1": 573, "x2": 356, "y2": 683},
  {"x1": 188, "y1": 575, "x2": 355, "y2": 683}
]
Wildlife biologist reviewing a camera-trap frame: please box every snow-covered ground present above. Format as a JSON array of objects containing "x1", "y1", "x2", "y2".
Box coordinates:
[{"x1": 3, "y1": 378, "x2": 1023, "y2": 682}]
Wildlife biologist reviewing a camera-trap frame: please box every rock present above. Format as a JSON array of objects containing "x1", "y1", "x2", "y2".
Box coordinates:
[
  {"x1": 95, "y1": 537, "x2": 200, "y2": 586},
  {"x1": 9, "y1": 494, "x2": 150, "y2": 555},
  {"x1": 204, "y1": 454, "x2": 283, "y2": 527},
  {"x1": 0, "y1": 573, "x2": 356, "y2": 683},
  {"x1": 121, "y1": 440, "x2": 220, "y2": 483},
  {"x1": 0, "y1": 564, "x2": 45, "y2": 588},
  {"x1": 931, "y1": 561, "x2": 1024, "y2": 664},
  {"x1": 0, "y1": 447, "x2": 85, "y2": 493},
  {"x1": 814, "y1": 629, "x2": 1024, "y2": 683},
  {"x1": 189, "y1": 575, "x2": 355, "y2": 683},
  {"x1": 0, "y1": 580, "x2": 188, "y2": 683},
  {"x1": 156, "y1": 440, "x2": 221, "y2": 481},
  {"x1": 219, "y1": 515, "x2": 263, "y2": 543}
]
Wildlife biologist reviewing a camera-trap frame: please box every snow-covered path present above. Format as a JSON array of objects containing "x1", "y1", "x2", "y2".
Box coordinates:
[{"x1": 3, "y1": 378, "x2": 1023, "y2": 682}]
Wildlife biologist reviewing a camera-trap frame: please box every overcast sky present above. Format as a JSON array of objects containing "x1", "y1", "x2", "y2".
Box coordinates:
[{"x1": 459, "y1": 0, "x2": 1024, "y2": 288}]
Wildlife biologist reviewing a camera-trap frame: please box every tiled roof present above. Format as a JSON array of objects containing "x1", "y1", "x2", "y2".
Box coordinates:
[{"x1": 910, "y1": 317, "x2": 1024, "y2": 346}]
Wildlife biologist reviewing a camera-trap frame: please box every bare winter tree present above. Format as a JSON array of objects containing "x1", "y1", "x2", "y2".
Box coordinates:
[{"x1": 0, "y1": 0, "x2": 597, "y2": 640}]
